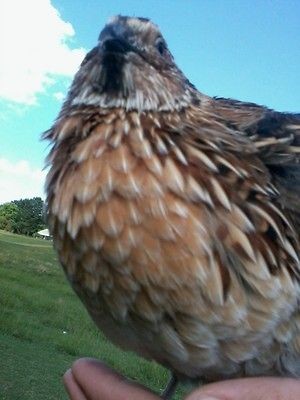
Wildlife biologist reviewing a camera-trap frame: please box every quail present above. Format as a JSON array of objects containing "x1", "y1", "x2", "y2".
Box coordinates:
[{"x1": 45, "y1": 16, "x2": 300, "y2": 399}]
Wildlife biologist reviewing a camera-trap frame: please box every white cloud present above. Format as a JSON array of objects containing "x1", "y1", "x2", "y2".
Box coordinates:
[
  {"x1": 0, "y1": 158, "x2": 46, "y2": 204},
  {"x1": 53, "y1": 91, "x2": 65, "y2": 102},
  {"x1": 0, "y1": 0, "x2": 86, "y2": 105}
]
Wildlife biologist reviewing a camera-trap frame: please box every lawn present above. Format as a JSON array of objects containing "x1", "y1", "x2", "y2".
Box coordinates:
[{"x1": 0, "y1": 230, "x2": 188, "y2": 399}]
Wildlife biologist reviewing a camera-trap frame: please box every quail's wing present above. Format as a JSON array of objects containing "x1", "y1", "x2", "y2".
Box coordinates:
[{"x1": 213, "y1": 98, "x2": 300, "y2": 229}]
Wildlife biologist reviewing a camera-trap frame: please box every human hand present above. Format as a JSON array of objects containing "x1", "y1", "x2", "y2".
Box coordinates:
[
  {"x1": 63, "y1": 358, "x2": 300, "y2": 400},
  {"x1": 63, "y1": 358, "x2": 158, "y2": 400},
  {"x1": 185, "y1": 376, "x2": 300, "y2": 400}
]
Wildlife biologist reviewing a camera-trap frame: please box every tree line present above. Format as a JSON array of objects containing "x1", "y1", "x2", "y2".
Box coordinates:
[{"x1": 0, "y1": 197, "x2": 46, "y2": 236}]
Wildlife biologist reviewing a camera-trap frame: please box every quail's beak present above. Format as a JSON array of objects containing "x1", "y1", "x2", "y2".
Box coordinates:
[
  {"x1": 99, "y1": 25, "x2": 133, "y2": 56},
  {"x1": 96, "y1": 24, "x2": 135, "y2": 93},
  {"x1": 101, "y1": 37, "x2": 132, "y2": 55}
]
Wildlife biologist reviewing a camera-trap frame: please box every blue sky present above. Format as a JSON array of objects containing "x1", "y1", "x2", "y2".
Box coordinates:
[{"x1": 0, "y1": 0, "x2": 299, "y2": 203}]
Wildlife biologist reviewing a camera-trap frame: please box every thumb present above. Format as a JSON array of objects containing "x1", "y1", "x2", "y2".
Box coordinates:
[{"x1": 185, "y1": 377, "x2": 300, "y2": 400}]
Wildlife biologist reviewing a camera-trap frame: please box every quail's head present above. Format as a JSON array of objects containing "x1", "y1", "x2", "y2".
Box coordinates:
[{"x1": 67, "y1": 15, "x2": 199, "y2": 112}]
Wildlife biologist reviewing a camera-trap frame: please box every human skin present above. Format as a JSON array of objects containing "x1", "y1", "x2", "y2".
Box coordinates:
[{"x1": 63, "y1": 358, "x2": 300, "y2": 400}]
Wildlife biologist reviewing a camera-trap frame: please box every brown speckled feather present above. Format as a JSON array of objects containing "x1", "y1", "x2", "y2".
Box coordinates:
[
  {"x1": 212, "y1": 98, "x2": 300, "y2": 225},
  {"x1": 45, "y1": 15, "x2": 300, "y2": 397}
]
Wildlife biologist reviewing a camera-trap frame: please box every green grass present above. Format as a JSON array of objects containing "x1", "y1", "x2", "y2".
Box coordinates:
[{"x1": 0, "y1": 230, "x2": 188, "y2": 399}]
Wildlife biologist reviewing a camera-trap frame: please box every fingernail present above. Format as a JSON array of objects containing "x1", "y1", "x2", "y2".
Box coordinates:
[
  {"x1": 203, "y1": 398, "x2": 219, "y2": 400},
  {"x1": 198, "y1": 397, "x2": 220, "y2": 400},
  {"x1": 187, "y1": 395, "x2": 220, "y2": 400}
]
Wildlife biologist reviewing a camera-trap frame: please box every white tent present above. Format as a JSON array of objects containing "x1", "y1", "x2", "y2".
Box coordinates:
[{"x1": 37, "y1": 229, "x2": 52, "y2": 239}]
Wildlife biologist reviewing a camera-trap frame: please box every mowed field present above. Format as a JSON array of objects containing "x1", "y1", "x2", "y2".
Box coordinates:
[{"x1": 0, "y1": 230, "x2": 188, "y2": 399}]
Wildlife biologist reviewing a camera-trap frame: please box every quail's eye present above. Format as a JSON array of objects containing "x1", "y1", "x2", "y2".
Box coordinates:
[{"x1": 156, "y1": 38, "x2": 166, "y2": 55}]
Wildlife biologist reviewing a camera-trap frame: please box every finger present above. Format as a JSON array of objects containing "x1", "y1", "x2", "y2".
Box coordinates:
[
  {"x1": 71, "y1": 358, "x2": 160, "y2": 400},
  {"x1": 63, "y1": 368, "x2": 88, "y2": 400},
  {"x1": 185, "y1": 377, "x2": 300, "y2": 400}
]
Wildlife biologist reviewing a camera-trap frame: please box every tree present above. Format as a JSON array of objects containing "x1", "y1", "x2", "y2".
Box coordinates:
[
  {"x1": 0, "y1": 197, "x2": 46, "y2": 236},
  {"x1": 0, "y1": 203, "x2": 19, "y2": 232}
]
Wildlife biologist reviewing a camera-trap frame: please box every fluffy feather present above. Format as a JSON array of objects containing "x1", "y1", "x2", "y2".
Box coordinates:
[{"x1": 45, "y1": 15, "x2": 300, "y2": 399}]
